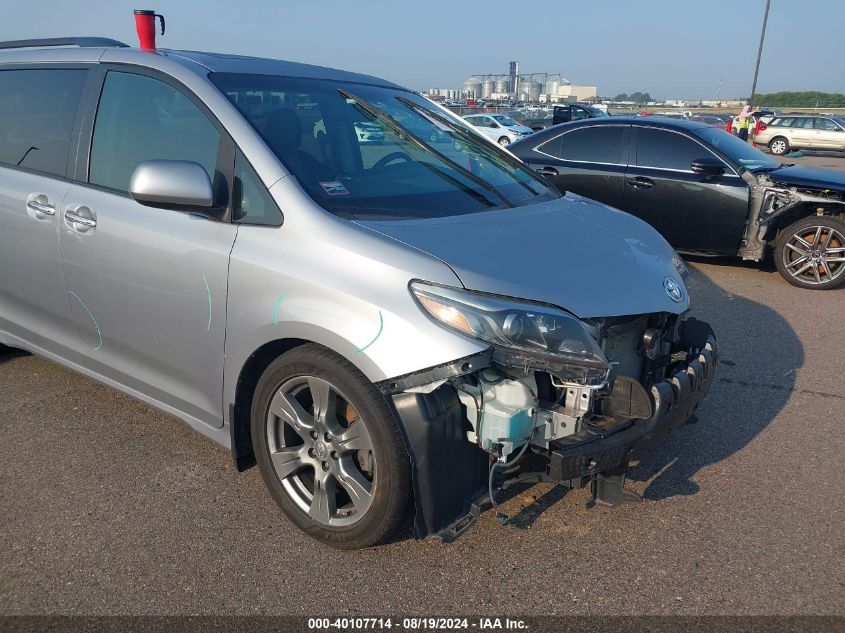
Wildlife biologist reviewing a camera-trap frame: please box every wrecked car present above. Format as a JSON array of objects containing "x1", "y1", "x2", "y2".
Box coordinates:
[
  {"x1": 0, "y1": 39, "x2": 716, "y2": 549},
  {"x1": 509, "y1": 117, "x2": 845, "y2": 289}
]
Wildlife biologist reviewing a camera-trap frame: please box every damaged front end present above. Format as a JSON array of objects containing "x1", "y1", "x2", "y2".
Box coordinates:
[
  {"x1": 382, "y1": 283, "x2": 717, "y2": 542},
  {"x1": 741, "y1": 170, "x2": 845, "y2": 261}
]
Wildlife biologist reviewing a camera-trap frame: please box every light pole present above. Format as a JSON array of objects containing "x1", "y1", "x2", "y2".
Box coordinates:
[{"x1": 749, "y1": 0, "x2": 771, "y2": 108}]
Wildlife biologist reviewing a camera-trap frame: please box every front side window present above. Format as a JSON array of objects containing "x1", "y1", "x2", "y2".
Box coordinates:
[
  {"x1": 233, "y1": 150, "x2": 283, "y2": 226},
  {"x1": 210, "y1": 73, "x2": 552, "y2": 220},
  {"x1": 89, "y1": 72, "x2": 220, "y2": 192},
  {"x1": 636, "y1": 128, "x2": 709, "y2": 171},
  {"x1": 814, "y1": 118, "x2": 838, "y2": 131},
  {"x1": 0, "y1": 69, "x2": 87, "y2": 177},
  {"x1": 560, "y1": 126, "x2": 624, "y2": 164},
  {"x1": 692, "y1": 126, "x2": 779, "y2": 172}
]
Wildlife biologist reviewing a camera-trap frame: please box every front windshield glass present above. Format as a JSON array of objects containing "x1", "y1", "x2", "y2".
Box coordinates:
[
  {"x1": 692, "y1": 126, "x2": 781, "y2": 172},
  {"x1": 584, "y1": 105, "x2": 609, "y2": 117},
  {"x1": 210, "y1": 73, "x2": 553, "y2": 220},
  {"x1": 492, "y1": 115, "x2": 518, "y2": 126}
]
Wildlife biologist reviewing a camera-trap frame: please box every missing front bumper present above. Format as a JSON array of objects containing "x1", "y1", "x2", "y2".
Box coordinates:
[
  {"x1": 389, "y1": 318, "x2": 717, "y2": 542},
  {"x1": 549, "y1": 326, "x2": 717, "y2": 482}
]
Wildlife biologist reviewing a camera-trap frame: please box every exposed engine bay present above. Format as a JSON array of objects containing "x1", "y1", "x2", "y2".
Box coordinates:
[
  {"x1": 386, "y1": 311, "x2": 717, "y2": 542},
  {"x1": 740, "y1": 170, "x2": 845, "y2": 261}
]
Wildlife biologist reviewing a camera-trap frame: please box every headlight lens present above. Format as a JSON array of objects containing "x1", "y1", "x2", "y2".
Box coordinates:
[{"x1": 411, "y1": 282, "x2": 610, "y2": 386}]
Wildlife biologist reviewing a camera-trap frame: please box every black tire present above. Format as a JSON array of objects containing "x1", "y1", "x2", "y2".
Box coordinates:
[
  {"x1": 774, "y1": 216, "x2": 845, "y2": 290},
  {"x1": 498, "y1": 136, "x2": 510, "y2": 146},
  {"x1": 768, "y1": 136, "x2": 789, "y2": 156},
  {"x1": 251, "y1": 344, "x2": 411, "y2": 549}
]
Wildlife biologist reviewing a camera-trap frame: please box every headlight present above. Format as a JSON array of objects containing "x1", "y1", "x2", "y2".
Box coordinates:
[
  {"x1": 411, "y1": 282, "x2": 610, "y2": 386},
  {"x1": 672, "y1": 253, "x2": 689, "y2": 280}
]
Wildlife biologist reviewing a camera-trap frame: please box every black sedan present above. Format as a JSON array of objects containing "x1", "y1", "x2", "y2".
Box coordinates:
[{"x1": 508, "y1": 117, "x2": 845, "y2": 289}]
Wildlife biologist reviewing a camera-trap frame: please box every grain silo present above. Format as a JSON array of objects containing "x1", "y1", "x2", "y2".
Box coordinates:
[{"x1": 461, "y1": 76, "x2": 482, "y2": 100}]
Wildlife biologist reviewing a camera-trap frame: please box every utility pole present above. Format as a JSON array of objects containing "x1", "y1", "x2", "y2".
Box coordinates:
[{"x1": 749, "y1": 0, "x2": 771, "y2": 107}]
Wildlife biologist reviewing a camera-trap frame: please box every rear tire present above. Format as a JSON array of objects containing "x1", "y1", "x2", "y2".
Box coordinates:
[
  {"x1": 774, "y1": 216, "x2": 845, "y2": 289},
  {"x1": 251, "y1": 344, "x2": 411, "y2": 549},
  {"x1": 769, "y1": 136, "x2": 789, "y2": 155}
]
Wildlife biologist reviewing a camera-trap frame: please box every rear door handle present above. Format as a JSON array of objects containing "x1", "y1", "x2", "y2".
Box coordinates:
[
  {"x1": 26, "y1": 193, "x2": 55, "y2": 217},
  {"x1": 626, "y1": 176, "x2": 654, "y2": 189},
  {"x1": 535, "y1": 166, "x2": 559, "y2": 177}
]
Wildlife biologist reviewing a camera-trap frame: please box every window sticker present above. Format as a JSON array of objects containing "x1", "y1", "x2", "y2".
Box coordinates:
[{"x1": 319, "y1": 181, "x2": 350, "y2": 196}]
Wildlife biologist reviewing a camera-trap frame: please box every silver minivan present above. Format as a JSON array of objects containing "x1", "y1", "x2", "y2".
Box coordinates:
[{"x1": 0, "y1": 38, "x2": 716, "y2": 548}]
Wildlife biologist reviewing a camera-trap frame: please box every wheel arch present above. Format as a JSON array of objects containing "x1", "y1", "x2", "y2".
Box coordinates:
[
  {"x1": 229, "y1": 336, "x2": 382, "y2": 472},
  {"x1": 229, "y1": 337, "x2": 310, "y2": 471}
]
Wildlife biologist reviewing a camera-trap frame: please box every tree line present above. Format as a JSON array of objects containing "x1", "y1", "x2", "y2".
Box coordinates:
[
  {"x1": 612, "y1": 92, "x2": 653, "y2": 103},
  {"x1": 753, "y1": 91, "x2": 845, "y2": 107}
]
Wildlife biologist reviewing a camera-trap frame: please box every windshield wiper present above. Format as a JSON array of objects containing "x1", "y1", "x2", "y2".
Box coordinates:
[
  {"x1": 395, "y1": 96, "x2": 546, "y2": 197},
  {"x1": 338, "y1": 89, "x2": 514, "y2": 208}
]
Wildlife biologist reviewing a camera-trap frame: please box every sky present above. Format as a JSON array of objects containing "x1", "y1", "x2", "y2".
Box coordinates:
[{"x1": 1, "y1": 0, "x2": 842, "y2": 99}]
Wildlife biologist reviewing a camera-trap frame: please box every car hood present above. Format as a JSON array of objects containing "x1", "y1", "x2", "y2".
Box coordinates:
[
  {"x1": 355, "y1": 194, "x2": 689, "y2": 318},
  {"x1": 766, "y1": 164, "x2": 845, "y2": 191},
  {"x1": 509, "y1": 124, "x2": 535, "y2": 134}
]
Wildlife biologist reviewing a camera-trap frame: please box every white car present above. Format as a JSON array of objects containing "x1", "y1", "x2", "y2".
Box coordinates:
[{"x1": 463, "y1": 113, "x2": 534, "y2": 145}]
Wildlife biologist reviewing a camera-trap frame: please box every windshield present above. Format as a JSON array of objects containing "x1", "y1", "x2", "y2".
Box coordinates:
[
  {"x1": 492, "y1": 115, "x2": 518, "y2": 127},
  {"x1": 210, "y1": 74, "x2": 553, "y2": 220},
  {"x1": 692, "y1": 126, "x2": 781, "y2": 172},
  {"x1": 584, "y1": 105, "x2": 609, "y2": 117}
]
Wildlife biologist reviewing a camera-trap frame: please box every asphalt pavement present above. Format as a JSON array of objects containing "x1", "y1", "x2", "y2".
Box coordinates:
[{"x1": 1, "y1": 155, "x2": 844, "y2": 618}]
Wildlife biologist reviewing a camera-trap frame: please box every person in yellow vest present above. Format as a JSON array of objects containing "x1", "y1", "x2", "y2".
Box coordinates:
[{"x1": 737, "y1": 104, "x2": 753, "y2": 142}]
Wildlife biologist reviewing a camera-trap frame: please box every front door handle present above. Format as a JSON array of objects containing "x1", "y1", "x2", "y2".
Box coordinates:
[
  {"x1": 626, "y1": 176, "x2": 654, "y2": 189},
  {"x1": 536, "y1": 166, "x2": 559, "y2": 177},
  {"x1": 26, "y1": 193, "x2": 55, "y2": 217},
  {"x1": 65, "y1": 206, "x2": 97, "y2": 229}
]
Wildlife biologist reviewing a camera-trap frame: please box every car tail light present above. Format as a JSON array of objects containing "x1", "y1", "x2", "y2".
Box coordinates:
[{"x1": 758, "y1": 123, "x2": 767, "y2": 131}]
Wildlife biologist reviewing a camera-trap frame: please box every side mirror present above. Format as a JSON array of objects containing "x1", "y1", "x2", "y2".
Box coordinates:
[
  {"x1": 690, "y1": 157, "x2": 725, "y2": 177},
  {"x1": 129, "y1": 160, "x2": 214, "y2": 208}
]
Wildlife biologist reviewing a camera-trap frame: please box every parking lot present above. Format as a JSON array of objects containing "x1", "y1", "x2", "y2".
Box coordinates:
[{"x1": 1, "y1": 151, "x2": 843, "y2": 618}]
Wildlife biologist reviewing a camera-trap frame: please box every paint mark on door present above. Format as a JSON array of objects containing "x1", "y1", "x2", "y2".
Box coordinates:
[
  {"x1": 202, "y1": 274, "x2": 212, "y2": 331},
  {"x1": 67, "y1": 291, "x2": 103, "y2": 351}
]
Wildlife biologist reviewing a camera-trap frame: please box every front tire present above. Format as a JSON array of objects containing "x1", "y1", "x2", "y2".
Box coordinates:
[
  {"x1": 774, "y1": 216, "x2": 845, "y2": 289},
  {"x1": 498, "y1": 136, "x2": 511, "y2": 146},
  {"x1": 251, "y1": 344, "x2": 411, "y2": 549},
  {"x1": 769, "y1": 136, "x2": 789, "y2": 155}
]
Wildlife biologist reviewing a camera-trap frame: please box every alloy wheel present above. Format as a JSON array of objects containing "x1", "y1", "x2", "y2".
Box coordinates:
[
  {"x1": 782, "y1": 225, "x2": 845, "y2": 287},
  {"x1": 265, "y1": 375, "x2": 376, "y2": 527},
  {"x1": 770, "y1": 138, "x2": 788, "y2": 155}
]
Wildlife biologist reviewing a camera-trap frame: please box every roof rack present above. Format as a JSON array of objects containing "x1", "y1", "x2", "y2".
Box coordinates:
[{"x1": 0, "y1": 37, "x2": 129, "y2": 51}]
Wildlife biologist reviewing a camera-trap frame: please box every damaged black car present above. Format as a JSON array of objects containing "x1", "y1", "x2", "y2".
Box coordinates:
[{"x1": 510, "y1": 117, "x2": 845, "y2": 289}]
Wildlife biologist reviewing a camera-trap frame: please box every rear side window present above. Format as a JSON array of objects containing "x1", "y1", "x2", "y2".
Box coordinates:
[
  {"x1": 0, "y1": 69, "x2": 87, "y2": 177},
  {"x1": 771, "y1": 117, "x2": 794, "y2": 127},
  {"x1": 636, "y1": 128, "x2": 710, "y2": 171},
  {"x1": 790, "y1": 118, "x2": 813, "y2": 129},
  {"x1": 558, "y1": 126, "x2": 624, "y2": 164},
  {"x1": 89, "y1": 72, "x2": 220, "y2": 192}
]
